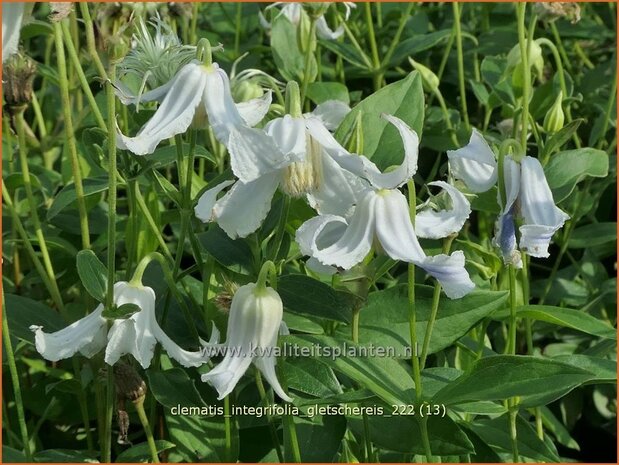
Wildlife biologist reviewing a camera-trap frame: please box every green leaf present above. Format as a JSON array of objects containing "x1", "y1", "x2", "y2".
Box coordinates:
[
  {"x1": 76, "y1": 250, "x2": 108, "y2": 302},
  {"x1": 4, "y1": 294, "x2": 65, "y2": 343},
  {"x1": 513, "y1": 305, "x2": 616, "y2": 339},
  {"x1": 544, "y1": 148, "x2": 609, "y2": 202},
  {"x1": 284, "y1": 415, "x2": 347, "y2": 462},
  {"x1": 433, "y1": 355, "x2": 595, "y2": 408},
  {"x1": 197, "y1": 226, "x2": 254, "y2": 275},
  {"x1": 348, "y1": 409, "x2": 475, "y2": 456},
  {"x1": 306, "y1": 82, "x2": 349, "y2": 104},
  {"x1": 538, "y1": 406, "x2": 580, "y2": 451},
  {"x1": 47, "y1": 177, "x2": 110, "y2": 220},
  {"x1": 568, "y1": 222, "x2": 617, "y2": 248},
  {"x1": 469, "y1": 415, "x2": 560, "y2": 462},
  {"x1": 33, "y1": 449, "x2": 99, "y2": 463},
  {"x1": 285, "y1": 335, "x2": 415, "y2": 406},
  {"x1": 284, "y1": 358, "x2": 343, "y2": 398},
  {"x1": 271, "y1": 14, "x2": 316, "y2": 82},
  {"x1": 102, "y1": 303, "x2": 140, "y2": 320},
  {"x1": 319, "y1": 40, "x2": 369, "y2": 69},
  {"x1": 541, "y1": 119, "x2": 584, "y2": 158},
  {"x1": 2, "y1": 446, "x2": 27, "y2": 462},
  {"x1": 388, "y1": 29, "x2": 453, "y2": 67},
  {"x1": 335, "y1": 71, "x2": 424, "y2": 170},
  {"x1": 553, "y1": 354, "x2": 617, "y2": 383},
  {"x1": 278, "y1": 274, "x2": 359, "y2": 323},
  {"x1": 358, "y1": 285, "x2": 508, "y2": 356},
  {"x1": 116, "y1": 441, "x2": 176, "y2": 462}
]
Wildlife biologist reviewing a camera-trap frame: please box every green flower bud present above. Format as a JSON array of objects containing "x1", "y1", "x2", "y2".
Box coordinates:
[
  {"x1": 409, "y1": 58, "x2": 440, "y2": 93},
  {"x1": 232, "y1": 80, "x2": 264, "y2": 103},
  {"x1": 507, "y1": 40, "x2": 544, "y2": 89},
  {"x1": 543, "y1": 91, "x2": 565, "y2": 133}
]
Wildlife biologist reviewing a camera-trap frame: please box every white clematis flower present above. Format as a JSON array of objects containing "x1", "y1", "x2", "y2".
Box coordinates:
[
  {"x1": 448, "y1": 129, "x2": 569, "y2": 262},
  {"x1": 202, "y1": 282, "x2": 292, "y2": 402},
  {"x1": 194, "y1": 111, "x2": 362, "y2": 239},
  {"x1": 116, "y1": 60, "x2": 287, "y2": 184},
  {"x1": 259, "y1": 2, "x2": 356, "y2": 41},
  {"x1": 30, "y1": 281, "x2": 217, "y2": 369},
  {"x1": 2, "y1": 2, "x2": 25, "y2": 63},
  {"x1": 296, "y1": 116, "x2": 474, "y2": 299}
]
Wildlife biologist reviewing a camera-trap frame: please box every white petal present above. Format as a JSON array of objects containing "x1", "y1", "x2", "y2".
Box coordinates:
[
  {"x1": 266, "y1": 115, "x2": 307, "y2": 161},
  {"x1": 213, "y1": 172, "x2": 281, "y2": 239},
  {"x1": 254, "y1": 353, "x2": 293, "y2": 402},
  {"x1": 204, "y1": 65, "x2": 247, "y2": 144},
  {"x1": 306, "y1": 100, "x2": 351, "y2": 131},
  {"x1": 415, "y1": 181, "x2": 471, "y2": 239},
  {"x1": 493, "y1": 208, "x2": 521, "y2": 267},
  {"x1": 447, "y1": 128, "x2": 498, "y2": 193},
  {"x1": 501, "y1": 156, "x2": 520, "y2": 213},
  {"x1": 417, "y1": 251, "x2": 475, "y2": 299},
  {"x1": 518, "y1": 156, "x2": 569, "y2": 258},
  {"x1": 113, "y1": 78, "x2": 173, "y2": 106},
  {"x1": 236, "y1": 90, "x2": 272, "y2": 127},
  {"x1": 227, "y1": 125, "x2": 292, "y2": 183},
  {"x1": 105, "y1": 283, "x2": 159, "y2": 368},
  {"x1": 258, "y1": 10, "x2": 272, "y2": 30},
  {"x1": 311, "y1": 191, "x2": 376, "y2": 269},
  {"x1": 306, "y1": 114, "x2": 419, "y2": 189},
  {"x1": 194, "y1": 180, "x2": 236, "y2": 223},
  {"x1": 295, "y1": 214, "x2": 348, "y2": 257},
  {"x1": 282, "y1": 3, "x2": 302, "y2": 24},
  {"x1": 306, "y1": 257, "x2": 338, "y2": 275},
  {"x1": 307, "y1": 151, "x2": 365, "y2": 217},
  {"x1": 117, "y1": 62, "x2": 207, "y2": 155},
  {"x1": 2, "y1": 3, "x2": 24, "y2": 62},
  {"x1": 153, "y1": 325, "x2": 208, "y2": 368},
  {"x1": 315, "y1": 16, "x2": 344, "y2": 40},
  {"x1": 374, "y1": 189, "x2": 426, "y2": 263},
  {"x1": 29, "y1": 305, "x2": 106, "y2": 362}
]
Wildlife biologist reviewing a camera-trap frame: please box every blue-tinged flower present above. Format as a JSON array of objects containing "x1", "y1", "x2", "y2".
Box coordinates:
[
  {"x1": 30, "y1": 281, "x2": 218, "y2": 369},
  {"x1": 201, "y1": 282, "x2": 292, "y2": 402},
  {"x1": 2, "y1": 2, "x2": 25, "y2": 63},
  {"x1": 448, "y1": 130, "x2": 569, "y2": 263}
]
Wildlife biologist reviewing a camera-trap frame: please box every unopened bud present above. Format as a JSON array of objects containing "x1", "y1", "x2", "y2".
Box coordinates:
[
  {"x1": 409, "y1": 58, "x2": 440, "y2": 94},
  {"x1": 507, "y1": 40, "x2": 544, "y2": 89},
  {"x1": 3, "y1": 53, "x2": 37, "y2": 113},
  {"x1": 346, "y1": 111, "x2": 364, "y2": 154},
  {"x1": 543, "y1": 91, "x2": 565, "y2": 133},
  {"x1": 233, "y1": 80, "x2": 264, "y2": 102}
]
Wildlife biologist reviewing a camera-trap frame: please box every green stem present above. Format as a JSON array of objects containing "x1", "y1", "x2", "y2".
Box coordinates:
[
  {"x1": 453, "y1": 2, "x2": 470, "y2": 130},
  {"x1": 516, "y1": 3, "x2": 531, "y2": 152},
  {"x1": 2, "y1": 293, "x2": 32, "y2": 460},
  {"x1": 234, "y1": 3, "x2": 242, "y2": 56},
  {"x1": 596, "y1": 71, "x2": 617, "y2": 150},
  {"x1": 224, "y1": 395, "x2": 232, "y2": 462},
  {"x1": 135, "y1": 399, "x2": 160, "y2": 463},
  {"x1": 420, "y1": 235, "x2": 455, "y2": 369},
  {"x1": 60, "y1": 21, "x2": 106, "y2": 130},
  {"x1": 53, "y1": 21, "x2": 91, "y2": 250},
  {"x1": 509, "y1": 407, "x2": 520, "y2": 462},
  {"x1": 380, "y1": 3, "x2": 415, "y2": 72},
  {"x1": 364, "y1": 2, "x2": 382, "y2": 90},
  {"x1": 434, "y1": 90, "x2": 459, "y2": 146},
  {"x1": 255, "y1": 372, "x2": 284, "y2": 462},
  {"x1": 79, "y1": 3, "x2": 108, "y2": 80},
  {"x1": 508, "y1": 266, "x2": 518, "y2": 355},
  {"x1": 102, "y1": 63, "x2": 118, "y2": 464},
  {"x1": 300, "y1": 18, "x2": 317, "y2": 104}
]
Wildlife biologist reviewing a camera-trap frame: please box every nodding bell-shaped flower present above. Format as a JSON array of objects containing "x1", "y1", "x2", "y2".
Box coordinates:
[
  {"x1": 201, "y1": 280, "x2": 292, "y2": 402},
  {"x1": 296, "y1": 116, "x2": 475, "y2": 299},
  {"x1": 194, "y1": 83, "x2": 360, "y2": 239},
  {"x1": 447, "y1": 129, "x2": 569, "y2": 263},
  {"x1": 2, "y1": 3, "x2": 25, "y2": 63},
  {"x1": 259, "y1": 2, "x2": 356, "y2": 41},
  {"x1": 30, "y1": 281, "x2": 218, "y2": 369}
]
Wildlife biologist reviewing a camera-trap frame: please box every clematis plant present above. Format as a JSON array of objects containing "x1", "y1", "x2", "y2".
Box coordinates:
[
  {"x1": 295, "y1": 114, "x2": 475, "y2": 299},
  {"x1": 447, "y1": 129, "x2": 569, "y2": 265},
  {"x1": 201, "y1": 262, "x2": 293, "y2": 402},
  {"x1": 194, "y1": 81, "x2": 360, "y2": 239},
  {"x1": 30, "y1": 280, "x2": 217, "y2": 369}
]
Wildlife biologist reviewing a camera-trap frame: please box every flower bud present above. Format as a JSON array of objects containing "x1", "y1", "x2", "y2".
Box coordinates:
[
  {"x1": 543, "y1": 91, "x2": 565, "y2": 133},
  {"x1": 507, "y1": 40, "x2": 544, "y2": 89},
  {"x1": 409, "y1": 58, "x2": 440, "y2": 94},
  {"x1": 232, "y1": 80, "x2": 264, "y2": 103},
  {"x1": 3, "y1": 53, "x2": 37, "y2": 113}
]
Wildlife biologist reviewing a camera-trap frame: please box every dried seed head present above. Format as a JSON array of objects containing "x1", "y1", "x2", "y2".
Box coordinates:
[
  {"x1": 215, "y1": 280, "x2": 240, "y2": 314},
  {"x1": 49, "y1": 3, "x2": 73, "y2": 22},
  {"x1": 113, "y1": 362, "x2": 147, "y2": 404},
  {"x1": 534, "y1": 3, "x2": 581, "y2": 23},
  {"x1": 3, "y1": 53, "x2": 37, "y2": 112}
]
